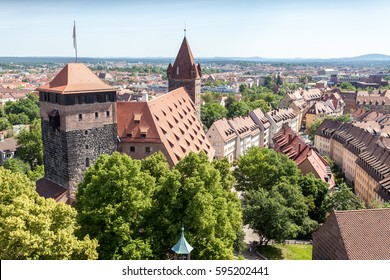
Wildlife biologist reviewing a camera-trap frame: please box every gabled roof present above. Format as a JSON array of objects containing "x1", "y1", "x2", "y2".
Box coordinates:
[
  {"x1": 333, "y1": 209, "x2": 390, "y2": 259},
  {"x1": 36, "y1": 63, "x2": 116, "y2": 94},
  {"x1": 208, "y1": 118, "x2": 236, "y2": 142},
  {"x1": 117, "y1": 87, "x2": 214, "y2": 165},
  {"x1": 169, "y1": 36, "x2": 201, "y2": 79}
]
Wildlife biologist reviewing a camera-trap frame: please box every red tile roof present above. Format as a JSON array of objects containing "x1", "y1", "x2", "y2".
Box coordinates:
[
  {"x1": 273, "y1": 125, "x2": 335, "y2": 188},
  {"x1": 36, "y1": 63, "x2": 116, "y2": 94},
  {"x1": 117, "y1": 87, "x2": 214, "y2": 165},
  {"x1": 168, "y1": 37, "x2": 201, "y2": 79},
  {"x1": 334, "y1": 209, "x2": 390, "y2": 259}
]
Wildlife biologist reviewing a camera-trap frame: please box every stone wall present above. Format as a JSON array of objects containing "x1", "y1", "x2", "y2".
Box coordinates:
[{"x1": 42, "y1": 120, "x2": 117, "y2": 198}]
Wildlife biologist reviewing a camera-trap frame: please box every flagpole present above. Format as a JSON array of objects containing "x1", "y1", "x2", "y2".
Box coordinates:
[{"x1": 73, "y1": 20, "x2": 78, "y2": 63}]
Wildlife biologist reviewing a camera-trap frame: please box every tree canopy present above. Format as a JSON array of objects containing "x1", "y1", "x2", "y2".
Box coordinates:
[
  {"x1": 235, "y1": 147, "x2": 318, "y2": 244},
  {"x1": 145, "y1": 152, "x2": 243, "y2": 260},
  {"x1": 0, "y1": 167, "x2": 98, "y2": 260},
  {"x1": 76, "y1": 152, "x2": 155, "y2": 260},
  {"x1": 16, "y1": 118, "x2": 43, "y2": 166},
  {"x1": 76, "y1": 151, "x2": 243, "y2": 260},
  {"x1": 201, "y1": 102, "x2": 228, "y2": 128},
  {"x1": 322, "y1": 183, "x2": 365, "y2": 211},
  {"x1": 3, "y1": 93, "x2": 40, "y2": 124}
]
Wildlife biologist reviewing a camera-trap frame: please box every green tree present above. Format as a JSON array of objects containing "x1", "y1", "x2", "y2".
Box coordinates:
[
  {"x1": 226, "y1": 100, "x2": 249, "y2": 118},
  {"x1": 308, "y1": 119, "x2": 323, "y2": 142},
  {"x1": 339, "y1": 82, "x2": 355, "y2": 91},
  {"x1": 2, "y1": 158, "x2": 30, "y2": 174},
  {"x1": 7, "y1": 113, "x2": 29, "y2": 125},
  {"x1": 0, "y1": 167, "x2": 98, "y2": 259},
  {"x1": 243, "y1": 183, "x2": 316, "y2": 245},
  {"x1": 3, "y1": 93, "x2": 39, "y2": 123},
  {"x1": 76, "y1": 152, "x2": 155, "y2": 260},
  {"x1": 322, "y1": 183, "x2": 365, "y2": 211},
  {"x1": 0, "y1": 117, "x2": 11, "y2": 131},
  {"x1": 264, "y1": 75, "x2": 274, "y2": 90},
  {"x1": 239, "y1": 84, "x2": 246, "y2": 93},
  {"x1": 234, "y1": 147, "x2": 300, "y2": 192},
  {"x1": 298, "y1": 174, "x2": 329, "y2": 223},
  {"x1": 16, "y1": 119, "x2": 43, "y2": 166},
  {"x1": 247, "y1": 99, "x2": 271, "y2": 113},
  {"x1": 335, "y1": 113, "x2": 351, "y2": 123},
  {"x1": 27, "y1": 164, "x2": 44, "y2": 181},
  {"x1": 201, "y1": 102, "x2": 228, "y2": 128},
  {"x1": 146, "y1": 152, "x2": 243, "y2": 260}
]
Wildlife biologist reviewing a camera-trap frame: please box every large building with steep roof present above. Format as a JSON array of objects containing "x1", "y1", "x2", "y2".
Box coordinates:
[
  {"x1": 36, "y1": 63, "x2": 118, "y2": 201},
  {"x1": 273, "y1": 125, "x2": 334, "y2": 188},
  {"x1": 117, "y1": 88, "x2": 214, "y2": 166},
  {"x1": 167, "y1": 36, "x2": 202, "y2": 119}
]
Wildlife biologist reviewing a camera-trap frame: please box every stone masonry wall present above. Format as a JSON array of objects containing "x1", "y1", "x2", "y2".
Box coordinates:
[{"x1": 42, "y1": 120, "x2": 117, "y2": 198}]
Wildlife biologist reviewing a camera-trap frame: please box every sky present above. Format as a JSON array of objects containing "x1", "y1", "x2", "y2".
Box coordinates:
[{"x1": 1, "y1": 0, "x2": 390, "y2": 58}]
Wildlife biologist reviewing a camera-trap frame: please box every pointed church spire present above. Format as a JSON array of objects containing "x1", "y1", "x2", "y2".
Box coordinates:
[
  {"x1": 167, "y1": 35, "x2": 202, "y2": 119},
  {"x1": 171, "y1": 36, "x2": 199, "y2": 79}
]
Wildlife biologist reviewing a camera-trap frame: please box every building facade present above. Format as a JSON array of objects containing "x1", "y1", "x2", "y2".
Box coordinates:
[{"x1": 36, "y1": 63, "x2": 118, "y2": 200}]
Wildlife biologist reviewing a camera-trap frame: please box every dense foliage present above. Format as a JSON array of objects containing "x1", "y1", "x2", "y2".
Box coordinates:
[
  {"x1": 76, "y1": 152, "x2": 243, "y2": 260},
  {"x1": 0, "y1": 167, "x2": 98, "y2": 259}
]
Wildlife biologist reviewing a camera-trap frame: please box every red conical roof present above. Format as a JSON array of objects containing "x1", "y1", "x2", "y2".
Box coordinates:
[{"x1": 171, "y1": 36, "x2": 200, "y2": 79}]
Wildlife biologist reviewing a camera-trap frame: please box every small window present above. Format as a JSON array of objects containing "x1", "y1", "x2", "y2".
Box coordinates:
[
  {"x1": 145, "y1": 147, "x2": 151, "y2": 153},
  {"x1": 85, "y1": 130, "x2": 88, "y2": 135},
  {"x1": 106, "y1": 111, "x2": 110, "y2": 117},
  {"x1": 85, "y1": 145, "x2": 89, "y2": 149},
  {"x1": 134, "y1": 120, "x2": 140, "y2": 124},
  {"x1": 86, "y1": 158, "x2": 90, "y2": 167},
  {"x1": 140, "y1": 133, "x2": 146, "y2": 138},
  {"x1": 130, "y1": 146, "x2": 135, "y2": 152},
  {"x1": 79, "y1": 114, "x2": 83, "y2": 121},
  {"x1": 95, "y1": 112, "x2": 99, "y2": 119},
  {"x1": 176, "y1": 66, "x2": 179, "y2": 75}
]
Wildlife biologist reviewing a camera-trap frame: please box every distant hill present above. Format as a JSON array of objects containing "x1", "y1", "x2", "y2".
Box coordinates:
[{"x1": 1, "y1": 54, "x2": 390, "y2": 64}]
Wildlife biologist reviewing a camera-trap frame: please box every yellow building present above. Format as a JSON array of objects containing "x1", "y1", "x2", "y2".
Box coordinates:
[{"x1": 355, "y1": 143, "x2": 390, "y2": 205}]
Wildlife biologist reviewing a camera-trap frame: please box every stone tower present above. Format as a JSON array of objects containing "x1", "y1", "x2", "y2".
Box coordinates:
[
  {"x1": 36, "y1": 63, "x2": 118, "y2": 200},
  {"x1": 167, "y1": 36, "x2": 202, "y2": 119}
]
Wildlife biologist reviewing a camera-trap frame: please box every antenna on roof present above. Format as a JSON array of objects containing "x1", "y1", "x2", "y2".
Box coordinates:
[
  {"x1": 72, "y1": 20, "x2": 78, "y2": 63},
  {"x1": 184, "y1": 21, "x2": 187, "y2": 37}
]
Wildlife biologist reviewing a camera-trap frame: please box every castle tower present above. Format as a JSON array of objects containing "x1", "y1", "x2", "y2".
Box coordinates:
[
  {"x1": 36, "y1": 63, "x2": 118, "y2": 200},
  {"x1": 167, "y1": 36, "x2": 202, "y2": 119}
]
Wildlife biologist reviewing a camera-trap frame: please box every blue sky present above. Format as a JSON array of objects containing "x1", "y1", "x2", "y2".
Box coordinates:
[{"x1": 1, "y1": 0, "x2": 390, "y2": 58}]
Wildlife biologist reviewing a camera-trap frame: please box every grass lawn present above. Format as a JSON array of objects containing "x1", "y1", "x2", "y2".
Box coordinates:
[{"x1": 257, "y1": 244, "x2": 312, "y2": 260}]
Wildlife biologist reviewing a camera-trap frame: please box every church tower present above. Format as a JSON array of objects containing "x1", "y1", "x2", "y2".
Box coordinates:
[
  {"x1": 36, "y1": 63, "x2": 118, "y2": 200},
  {"x1": 167, "y1": 36, "x2": 202, "y2": 119}
]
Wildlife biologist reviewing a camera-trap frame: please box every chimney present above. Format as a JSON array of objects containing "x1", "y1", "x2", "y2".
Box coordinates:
[
  {"x1": 288, "y1": 133, "x2": 293, "y2": 143},
  {"x1": 298, "y1": 143, "x2": 301, "y2": 153}
]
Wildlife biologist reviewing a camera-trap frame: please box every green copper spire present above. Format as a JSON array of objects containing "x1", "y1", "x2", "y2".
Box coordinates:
[{"x1": 172, "y1": 226, "x2": 193, "y2": 255}]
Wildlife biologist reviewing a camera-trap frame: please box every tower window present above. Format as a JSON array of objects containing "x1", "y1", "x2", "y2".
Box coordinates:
[
  {"x1": 176, "y1": 66, "x2": 179, "y2": 75},
  {"x1": 85, "y1": 144, "x2": 89, "y2": 149},
  {"x1": 130, "y1": 146, "x2": 135, "y2": 152},
  {"x1": 106, "y1": 111, "x2": 110, "y2": 117},
  {"x1": 145, "y1": 147, "x2": 152, "y2": 153},
  {"x1": 85, "y1": 130, "x2": 88, "y2": 135},
  {"x1": 79, "y1": 114, "x2": 83, "y2": 121},
  {"x1": 85, "y1": 158, "x2": 90, "y2": 167},
  {"x1": 95, "y1": 112, "x2": 99, "y2": 119}
]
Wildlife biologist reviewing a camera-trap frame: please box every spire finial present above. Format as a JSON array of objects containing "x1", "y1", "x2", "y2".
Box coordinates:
[{"x1": 184, "y1": 22, "x2": 186, "y2": 37}]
